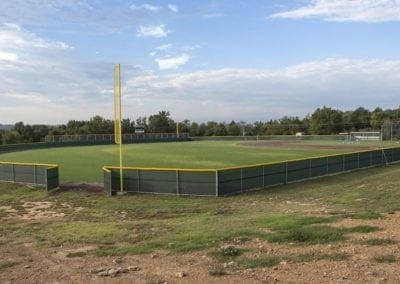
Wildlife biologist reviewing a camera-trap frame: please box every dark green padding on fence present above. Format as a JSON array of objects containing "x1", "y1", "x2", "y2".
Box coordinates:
[
  {"x1": 105, "y1": 167, "x2": 216, "y2": 196},
  {"x1": 103, "y1": 146, "x2": 400, "y2": 197},
  {"x1": 0, "y1": 162, "x2": 59, "y2": 191}
]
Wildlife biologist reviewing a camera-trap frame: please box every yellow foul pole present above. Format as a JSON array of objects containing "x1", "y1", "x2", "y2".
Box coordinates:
[{"x1": 114, "y1": 64, "x2": 123, "y2": 193}]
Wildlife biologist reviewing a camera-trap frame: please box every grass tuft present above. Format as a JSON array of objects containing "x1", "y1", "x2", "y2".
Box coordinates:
[
  {"x1": 66, "y1": 251, "x2": 87, "y2": 258},
  {"x1": 241, "y1": 256, "x2": 281, "y2": 268},
  {"x1": 360, "y1": 238, "x2": 396, "y2": 246},
  {"x1": 290, "y1": 251, "x2": 349, "y2": 262},
  {"x1": 265, "y1": 225, "x2": 345, "y2": 244},
  {"x1": 0, "y1": 260, "x2": 19, "y2": 271},
  {"x1": 353, "y1": 211, "x2": 382, "y2": 220},
  {"x1": 374, "y1": 254, "x2": 396, "y2": 263},
  {"x1": 209, "y1": 246, "x2": 242, "y2": 261},
  {"x1": 344, "y1": 225, "x2": 380, "y2": 233},
  {"x1": 208, "y1": 265, "x2": 227, "y2": 276}
]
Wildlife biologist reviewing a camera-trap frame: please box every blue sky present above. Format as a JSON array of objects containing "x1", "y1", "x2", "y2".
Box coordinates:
[{"x1": 0, "y1": 0, "x2": 400, "y2": 124}]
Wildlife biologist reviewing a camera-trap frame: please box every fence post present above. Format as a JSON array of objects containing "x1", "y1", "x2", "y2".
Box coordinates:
[
  {"x1": 240, "y1": 168, "x2": 243, "y2": 192},
  {"x1": 33, "y1": 165, "x2": 37, "y2": 184},
  {"x1": 262, "y1": 165, "x2": 265, "y2": 188},
  {"x1": 370, "y1": 151, "x2": 372, "y2": 167},
  {"x1": 12, "y1": 164, "x2": 15, "y2": 182},
  {"x1": 215, "y1": 170, "x2": 219, "y2": 197},
  {"x1": 326, "y1": 157, "x2": 329, "y2": 174},
  {"x1": 137, "y1": 169, "x2": 140, "y2": 193},
  {"x1": 309, "y1": 159, "x2": 312, "y2": 178},
  {"x1": 45, "y1": 168, "x2": 48, "y2": 191},
  {"x1": 342, "y1": 155, "x2": 345, "y2": 172},
  {"x1": 285, "y1": 162, "x2": 288, "y2": 184},
  {"x1": 176, "y1": 170, "x2": 180, "y2": 195}
]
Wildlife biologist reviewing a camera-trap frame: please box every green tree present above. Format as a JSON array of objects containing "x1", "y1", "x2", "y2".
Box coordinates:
[
  {"x1": 309, "y1": 107, "x2": 344, "y2": 134},
  {"x1": 87, "y1": 116, "x2": 113, "y2": 134},
  {"x1": 370, "y1": 107, "x2": 390, "y2": 130},
  {"x1": 227, "y1": 121, "x2": 241, "y2": 136},
  {"x1": 148, "y1": 111, "x2": 174, "y2": 133},
  {"x1": 2, "y1": 130, "x2": 23, "y2": 144}
]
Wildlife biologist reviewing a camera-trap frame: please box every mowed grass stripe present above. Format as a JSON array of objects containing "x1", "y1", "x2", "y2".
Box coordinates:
[{"x1": 0, "y1": 140, "x2": 378, "y2": 182}]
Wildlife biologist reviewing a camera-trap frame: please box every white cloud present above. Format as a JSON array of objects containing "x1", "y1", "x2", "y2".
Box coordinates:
[
  {"x1": 1, "y1": 25, "x2": 400, "y2": 124},
  {"x1": 125, "y1": 58, "x2": 400, "y2": 122},
  {"x1": 154, "y1": 54, "x2": 190, "y2": 69},
  {"x1": 0, "y1": 51, "x2": 18, "y2": 61},
  {"x1": 155, "y1": 43, "x2": 173, "y2": 51},
  {"x1": 137, "y1": 24, "x2": 169, "y2": 38},
  {"x1": 0, "y1": 23, "x2": 74, "y2": 51},
  {"x1": 130, "y1": 3, "x2": 161, "y2": 12},
  {"x1": 270, "y1": 0, "x2": 400, "y2": 23},
  {"x1": 168, "y1": 4, "x2": 178, "y2": 13},
  {"x1": 0, "y1": 23, "x2": 113, "y2": 124}
]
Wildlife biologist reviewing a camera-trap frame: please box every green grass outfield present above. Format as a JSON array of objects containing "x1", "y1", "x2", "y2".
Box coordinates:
[{"x1": 0, "y1": 140, "x2": 396, "y2": 182}]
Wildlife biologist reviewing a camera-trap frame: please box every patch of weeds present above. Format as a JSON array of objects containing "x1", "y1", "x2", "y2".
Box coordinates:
[
  {"x1": 360, "y1": 238, "x2": 396, "y2": 246},
  {"x1": 66, "y1": 251, "x2": 87, "y2": 258},
  {"x1": 241, "y1": 256, "x2": 281, "y2": 268},
  {"x1": 0, "y1": 260, "x2": 19, "y2": 271},
  {"x1": 42, "y1": 221, "x2": 130, "y2": 244},
  {"x1": 374, "y1": 254, "x2": 396, "y2": 263},
  {"x1": 265, "y1": 225, "x2": 345, "y2": 244},
  {"x1": 0, "y1": 209, "x2": 7, "y2": 219},
  {"x1": 344, "y1": 225, "x2": 380, "y2": 233},
  {"x1": 290, "y1": 251, "x2": 349, "y2": 263},
  {"x1": 209, "y1": 245, "x2": 242, "y2": 262},
  {"x1": 353, "y1": 211, "x2": 382, "y2": 220},
  {"x1": 262, "y1": 215, "x2": 337, "y2": 231},
  {"x1": 89, "y1": 243, "x2": 158, "y2": 256},
  {"x1": 208, "y1": 265, "x2": 227, "y2": 276}
]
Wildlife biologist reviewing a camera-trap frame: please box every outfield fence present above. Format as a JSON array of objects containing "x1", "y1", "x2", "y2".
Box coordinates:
[
  {"x1": 103, "y1": 146, "x2": 400, "y2": 196},
  {"x1": 0, "y1": 161, "x2": 59, "y2": 191},
  {"x1": 192, "y1": 135, "x2": 348, "y2": 141},
  {"x1": 45, "y1": 133, "x2": 190, "y2": 144}
]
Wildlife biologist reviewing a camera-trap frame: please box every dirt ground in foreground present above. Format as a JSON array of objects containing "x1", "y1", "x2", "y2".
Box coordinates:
[
  {"x1": 240, "y1": 140, "x2": 379, "y2": 152},
  {"x1": 1, "y1": 209, "x2": 400, "y2": 283}
]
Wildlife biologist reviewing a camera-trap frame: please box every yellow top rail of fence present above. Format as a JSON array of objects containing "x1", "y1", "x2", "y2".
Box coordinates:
[
  {"x1": 102, "y1": 165, "x2": 217, "y2": 173},
  {"x1": 0, "y1": 161, "x2": 58, "y2": 169}
]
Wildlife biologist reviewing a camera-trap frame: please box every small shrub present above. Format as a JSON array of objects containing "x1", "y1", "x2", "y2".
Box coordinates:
[{"x1": 210, "y1": 245, "x2": 242, "y2": 261}]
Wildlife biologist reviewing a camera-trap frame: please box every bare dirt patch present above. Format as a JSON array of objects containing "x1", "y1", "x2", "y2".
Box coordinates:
[
  {"x1": 240, "y1": 140, "x2": 379, "y2": 151},
  {"x1": 1, "y1": 212, "x2": 400, "y2": 283},
  {"x1": 1, "y1": 201, "x2": 65, "y2": 221}
]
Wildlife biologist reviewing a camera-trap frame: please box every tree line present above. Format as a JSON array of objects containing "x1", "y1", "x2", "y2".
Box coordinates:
[{"x1": 1, "y1": 106, "x2": 399, "y2": 145}]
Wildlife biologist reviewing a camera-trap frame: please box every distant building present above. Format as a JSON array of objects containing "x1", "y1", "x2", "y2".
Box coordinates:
[{"x1": 135, "y1": 126, "x2": 145, "y2": 134}]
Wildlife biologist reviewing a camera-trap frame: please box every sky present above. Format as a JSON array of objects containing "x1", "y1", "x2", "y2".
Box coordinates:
[{"x1": 0, "y1": 0, "x2": 399, "y2": 124}]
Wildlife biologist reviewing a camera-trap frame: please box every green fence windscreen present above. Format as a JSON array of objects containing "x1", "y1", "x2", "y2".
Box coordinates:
[
  {"x1": 0, "y1": 162, "x2": 59, "y2": 191},
  {"x1": 103, "y1": 147, "x2": 400, "y2": 197},
  {"x1": 105, "y1": 168, "x2": 216, "y2": 196}
]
